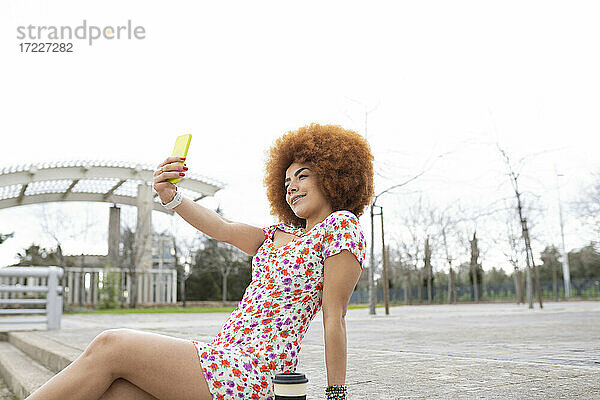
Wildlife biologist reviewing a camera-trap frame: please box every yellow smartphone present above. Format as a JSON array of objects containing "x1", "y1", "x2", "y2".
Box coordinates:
[{"x1": 167, "y1": 134, "x2": 192, "y2": 184}]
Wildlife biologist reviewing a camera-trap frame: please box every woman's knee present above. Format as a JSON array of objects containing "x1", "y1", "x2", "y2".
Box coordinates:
[{"x1": 85, "y1": 328, "x2": 132, "y2": 359}]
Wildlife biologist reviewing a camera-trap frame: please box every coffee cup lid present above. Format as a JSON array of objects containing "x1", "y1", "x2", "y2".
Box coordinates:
[{"x1": 272, "y1": 372, "x2": 308, "y2": 384}]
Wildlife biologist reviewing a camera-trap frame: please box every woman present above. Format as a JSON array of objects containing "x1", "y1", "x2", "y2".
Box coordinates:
[{"x1": 26, "y1": 123, "x2": 374, "y2": 400}]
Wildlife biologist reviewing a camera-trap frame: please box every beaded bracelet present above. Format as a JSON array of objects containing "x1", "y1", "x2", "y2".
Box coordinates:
[{"x1": 325, "y1": 384, "x2": 347, "y2": 399}]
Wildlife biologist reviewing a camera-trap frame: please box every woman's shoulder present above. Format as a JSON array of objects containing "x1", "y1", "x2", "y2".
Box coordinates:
[
  {"x1": 319, "y1": 210, "x2": 362, "y2": 234},
  {"x1": 320, "y1": 210, "x2": 367, "y2": 263},
  {"x1": 327, "y1": 210, "x2": 360, "y2": 224}
]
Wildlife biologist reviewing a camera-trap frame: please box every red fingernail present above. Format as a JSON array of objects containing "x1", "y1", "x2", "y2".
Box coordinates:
[
  {"x1": 183, "y1": 166, "x2": 188, "y2": 171},
  {"x1": 180, "y1": 157, "x2": 186, "y2": 160},
  {"x1": 179, "y1": 172, "x2": 185, "y2": 176}
]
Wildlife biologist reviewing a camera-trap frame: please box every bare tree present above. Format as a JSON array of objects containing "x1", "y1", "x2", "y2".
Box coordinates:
[
  {"x1": 187, "y1": 205, "x2": 250, "y2": 305},
  {"x1": 424, "y1": 236, "x2": 433, "y2": 304},
  {"x1": 453, "y1": 199, "x2": 506, "y2": 303},
  {"x1": 493, "y1": 203, "x2": 526, "y2": 304},
  {"x1": 118, "y1": 220, "x2": 154, "y2": 309},
  {"x1": 36, "y1": 204, "x2": 96, "y2": 269},
  {"x1": 191, "y1": 232, "x2": 249, "y2": 304},
  {"x1": 134, "y1": 221, "x2": 153, "y2": 307},
  {"x1": 399, "y1": 196, "x2": 426, "y2": 304},
  {"x1": 436, "y1": 204, "x2": 464, "y2": 304},
  {"x1": 36, "y1": 204, "x2": 97, "y2": 303},
  {"x1": 387, "y1": 239, "x2": 410, "y2": 304},
  {"x1": 470, "y1": 232, "x2": 480, "y2": 303},
  {"x1": 166, "y1": 215, "x2": 199, "y2": 307},
  {"x1": 398, "y1": 195, "x2": 441, "y2": 304},
  {"x1": 572, "y1": 170, "x2": 600, "y2": 244},
  {"x1": 498, "y1": 146, "x2": 543, "y2": 309},
  {"x1": 385, "y1": 240, "x2": 406, "y2": 287},
  {"x1": 120, "y1": 225, "x2": 137, "y2": 308},
  {"x1": 399, "y1": 243, "x2": 417, "y2": 305},
  {"x1": 172, "y1": 235, "x2": 197, "y2": 307}
]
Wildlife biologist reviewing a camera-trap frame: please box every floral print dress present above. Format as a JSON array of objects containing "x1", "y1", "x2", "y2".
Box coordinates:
[{"x1": 190, "y1": 210, "x2": 366, "y2": 400}]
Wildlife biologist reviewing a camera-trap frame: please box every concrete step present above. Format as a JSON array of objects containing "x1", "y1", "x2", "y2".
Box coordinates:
[
  {"x1": 0, "y1": 341, "x2": 54, "y2": 399},
  {"x1": 0, "y1": 375, "x2": 17, "y2": 400},
  {"x1": 0, "y1": 378, "x2": 18, "y2": 400},
  {"x1": 8, "y1": 332, "x2": 79, "y2": 374}
]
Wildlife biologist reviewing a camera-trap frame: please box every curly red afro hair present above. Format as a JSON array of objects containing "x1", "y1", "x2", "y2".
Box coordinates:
[{"x1": 263, "y1": 123, "x2": 375, "y2": 228}]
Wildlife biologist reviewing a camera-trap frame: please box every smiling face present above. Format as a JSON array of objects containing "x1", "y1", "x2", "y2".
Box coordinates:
[{"x1": 285, "y1": 161, "x2": 332, "y2": 225}]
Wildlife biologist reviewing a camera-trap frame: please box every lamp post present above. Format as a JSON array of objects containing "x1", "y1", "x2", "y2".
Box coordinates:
[
  {"x1": 369, "y1": 201, "x2": 394, "y2": 315},
  {"x1": 555, "y1": 166, "x2": 571, "y2": 299},
  {"x1": 369, "y1": 205, "x2": 377, "y2": 315},
  {"x1": 368, "y1": 178, "x2": 422, "y2": 315}
]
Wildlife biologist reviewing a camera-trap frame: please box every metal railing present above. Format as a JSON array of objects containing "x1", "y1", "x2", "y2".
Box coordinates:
[
  {"x1": 0, "y1": 266, "x2": 64, "y2": 330},
  {"x1": 62, "y1": 267, "x2": 177, "y2": 307},
  {"x1": 349, "y1": 278, "x2": 600, "y2": 304}
]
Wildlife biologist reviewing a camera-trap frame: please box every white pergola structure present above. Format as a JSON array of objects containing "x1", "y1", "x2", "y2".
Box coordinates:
[{"x1": 0, "y1": 160, "x2": 225, "y2": 305}]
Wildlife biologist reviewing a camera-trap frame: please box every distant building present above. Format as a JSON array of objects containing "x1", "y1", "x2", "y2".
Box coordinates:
[
  {"x1": 62, "y1": 232, "x2": 177, "y2": 271},
  {"x1": 64, "y1": 254, "x2": 107, "y2": 269},
  {"x1": 61, "y1": 232, "x2": 178, "y2": 307},
  {"x1": 152, "y1": 232, "x2": 176, "y2": 270}
]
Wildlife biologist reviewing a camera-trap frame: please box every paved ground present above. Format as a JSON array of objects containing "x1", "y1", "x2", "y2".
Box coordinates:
[{"x1": 1, "y1": 301, "x2": 599, "y2": 399}]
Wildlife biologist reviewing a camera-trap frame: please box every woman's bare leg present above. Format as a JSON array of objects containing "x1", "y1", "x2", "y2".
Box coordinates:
[
  {"x1": 25, "y1": 330, "x2": 116, "y2": 400},
  {"x1": 98, "y1": 378, "x2": 160, "y2": 400},
  {"x1": 25, "y1": 328, "x2": 212, "y2": 400}
]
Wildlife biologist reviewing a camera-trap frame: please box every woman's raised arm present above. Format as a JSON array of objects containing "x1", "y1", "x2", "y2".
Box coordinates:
[{"x1": 153, "y1": 156, "x2": 265, "y2": 256}]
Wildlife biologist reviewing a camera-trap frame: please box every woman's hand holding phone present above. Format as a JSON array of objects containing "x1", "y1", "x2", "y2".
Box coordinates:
[{"x1": 153, "y1": 156, "x2": 188, "y2": 204}]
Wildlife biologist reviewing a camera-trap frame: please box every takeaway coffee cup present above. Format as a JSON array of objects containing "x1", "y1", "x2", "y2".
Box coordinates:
[{"x1": 272, "y1": 372, "x2": 308, "y2": 400}]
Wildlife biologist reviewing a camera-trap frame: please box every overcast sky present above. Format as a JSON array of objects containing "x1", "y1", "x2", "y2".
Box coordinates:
[{"x1": 1, "y1": 0, "x2": 598, "y2": 273}]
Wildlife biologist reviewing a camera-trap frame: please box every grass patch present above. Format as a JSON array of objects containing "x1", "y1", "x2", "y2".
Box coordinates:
[
  {"x1": 65, "y1": 306, "x2": 238, "y2": 315},
  {"x1": 347, "y1": 304, "x2": 391, "y2": 310},
  {"x1": 63, "y1": 303, "x2": 391, "y2": 315}
]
